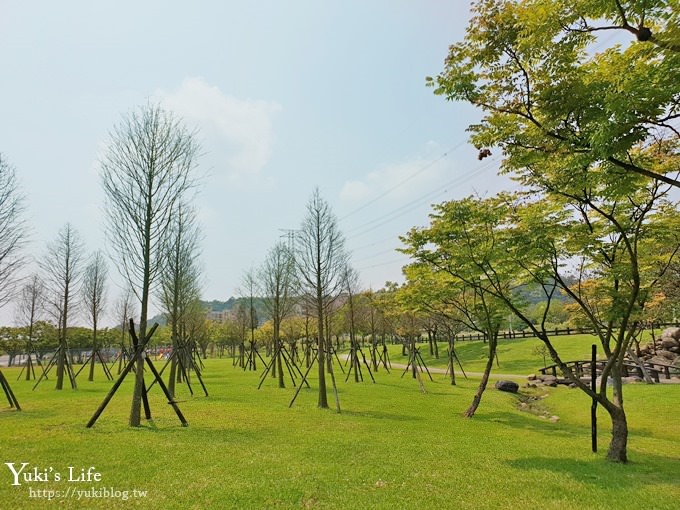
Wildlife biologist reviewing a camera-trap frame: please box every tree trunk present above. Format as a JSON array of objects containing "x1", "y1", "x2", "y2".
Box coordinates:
[
  {"x1": 606, "y1": 403, "x2": 628, "y2": 463},
  {"x1": 463, "y1": 334, "x2": 497, "y2": 418},
  {"x1": 88, "y1": 328, "x2": 97, "y2": 382},
  {"x1": 56, "y1": 344, "x2": 65, "y2": 390},
  {"x1": 604, "y1": 366, "x2": 628, "y2": 463}
]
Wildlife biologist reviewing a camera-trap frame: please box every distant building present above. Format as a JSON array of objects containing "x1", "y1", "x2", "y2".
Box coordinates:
[{"x1": 206, "y1": 309, "x2": 236, "y2": 323}]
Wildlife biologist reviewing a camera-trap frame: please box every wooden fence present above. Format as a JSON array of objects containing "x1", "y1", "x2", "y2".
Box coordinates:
[{"x1": 455, "y1": 322, "x2": 680, "y2": 342}]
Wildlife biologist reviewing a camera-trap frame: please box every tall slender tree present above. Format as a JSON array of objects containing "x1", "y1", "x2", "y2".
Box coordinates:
[
  {"x1": 40, "y1": 223, "x2": 84, "y2": 390},
  {"x1": 239, "y1": 269, "x2": 261, "y2": 371},
  {"x1": 0, "y1": 155, "x2": 27, "y2": 407},
  {"x1": 16, "y1": 274, "x2": 45, "y2": 381},
  {"x1": 295, "y1": 188, "x2": 349, "y2": 410},
  {"x1": 158, "y1": 202, "x2": 202, "y2": 397},
  {"x1": 113, "y1": 286, "x2": 136, "y2": 375},
  {"x1": 258, "y1": 241, "x2": 297, "y2": 388},
  {"x1": 100, "y1": 103, "x2": 200, "y2": 426},
  {"x1": 0, "y1": 154, "x2": 27, "y2": 305},
  {"x1": 81, "y1": 250, "x2": 109, "y2": 381}
]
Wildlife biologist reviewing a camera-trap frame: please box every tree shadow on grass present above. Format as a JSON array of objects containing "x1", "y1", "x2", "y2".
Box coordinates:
[
  {"x1": 507, "y1": 453, "x2": 680, "y2": 489},
  {"x1": 341, "y1": 409, "x2": 422, "y2": 422},
  {"x1": 471, "y1": 410, "x2": 586, "y2": 439}
]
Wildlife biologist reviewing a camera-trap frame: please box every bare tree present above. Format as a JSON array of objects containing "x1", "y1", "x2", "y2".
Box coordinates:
[
  {"x1": 239, "y1": 269, "x2": 261, "y2": 371},
  {"x1": 158, "y1": 202, "x2": 202, "y2": 397},
  {"x1": 15, "y1": 274, "x2": 45, "y2": 380},
  {"x1": 40, "y1": 223, "x2": 84, "y2": 390},
  {"x1": 113, "y1": 286, "x2": 136, "y2": 374},
  {"x1": 342, "y1": 265, "x2": 373, "y2": 383},
  {"x1": 81, "y1": 250, "x2": 109, "y2": 381},
  {"x1": 100, "y1": 103, "x2": 200, "y2": 426},
  {"x1": 0, "y1": 154, "x2": 27, "y2": 305},
  {"x1": 258, "y1": 241, "x2": 298, "y2": 388},
  {"x1": 295, "y1": 188, "x2": 349, "y2": 410}
]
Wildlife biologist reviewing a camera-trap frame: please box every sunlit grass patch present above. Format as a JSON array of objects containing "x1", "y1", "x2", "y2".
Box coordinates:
[{"x1": 1, "y1": 358, "x2": 678, "y2": 509}]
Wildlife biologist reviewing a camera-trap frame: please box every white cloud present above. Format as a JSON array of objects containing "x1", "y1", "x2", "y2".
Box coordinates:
[
  {"x1": 340, "y1": 154, "x2": 451, "y2": 203},
  {"x1": 155, "y1": 77, "x2": 281, "y2": 184}
]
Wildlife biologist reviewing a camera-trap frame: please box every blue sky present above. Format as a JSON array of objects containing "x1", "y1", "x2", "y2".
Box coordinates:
[{"x1": 0, "y1": 1, "x2": 514, "y2": 325}]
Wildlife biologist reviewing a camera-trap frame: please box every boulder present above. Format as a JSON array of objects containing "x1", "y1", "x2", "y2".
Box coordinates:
[
  {"x1": 660, "y1": 337, "x2": 680, "y2": 350},
  {"x1": 661, "y1": 327, "x2": 680, "y2": 340},
  {"x1": 622, "y1": 376, "x2": 643, "y2": 384},
  {"x1": 658, "y1": 350, "x2": 676, "y2": 361},
  {"x1": 495, "y1": 380, "x2": 519, "y2": 393}
]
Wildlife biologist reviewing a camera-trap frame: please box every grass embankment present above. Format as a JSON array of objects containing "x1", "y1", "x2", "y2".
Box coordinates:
[{"x1": 0, "y1": 354, "x2": 678, "y2": 510}]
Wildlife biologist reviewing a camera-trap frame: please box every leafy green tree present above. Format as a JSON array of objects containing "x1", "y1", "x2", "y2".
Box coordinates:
[
  {"x1": 403, "y1": 185, "x2": 680, "y2": 462},
  {"x1": 428, "y1": 0, "x2": 680, "y2": 187},
  {"x1": 401, "y1": 201, "x2": 510, "y2": 414}
]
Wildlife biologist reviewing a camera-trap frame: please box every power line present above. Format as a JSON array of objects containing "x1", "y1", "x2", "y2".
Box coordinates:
[
  {"x1": 339, "y1": 141, "x2": 466, "y2": 221},
  {"x1": 346, "y1": 156, "x2": 499, "y2": 240}
]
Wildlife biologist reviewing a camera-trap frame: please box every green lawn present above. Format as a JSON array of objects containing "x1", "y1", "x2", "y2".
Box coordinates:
[
  {"x1": 396, "y1": 333, "x2": 612, "y2": 375},
  {"x1": 1, "y1": 355, "x2": 678, "y2": 509}
]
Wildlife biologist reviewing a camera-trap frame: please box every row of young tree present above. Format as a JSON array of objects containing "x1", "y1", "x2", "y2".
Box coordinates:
[{"x1": 0, "y1": 103, "x2": 205, "y2": 427}]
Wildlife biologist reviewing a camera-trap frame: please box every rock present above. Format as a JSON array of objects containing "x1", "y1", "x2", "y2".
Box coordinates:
[
  {"x1": 539, "y1": 374, "x2": 557, "y2": 384},
  {"x1": 549, "y1": 415, "x2": 560, "y2": 423},
  {"x1": 658, "y1": 350, "x2": 676, "y2": 361},
  {"x1": 527, "y1": 374, "x2": 537, "y2": 381},
  {"x1": 649, "y1": 355, "x2": 671, "y2": 366},
  {"x1": 622, "y1": 376, "x2": 642, "y2": 384},
  {"x1": 661, "y1": 327, "x2": 680, "y2": 340},
  {"x1": 660, "y1": 337, "x2": 680, "y2": 350},
  {"x1": 495, "y1": 380, "x2": 520, "y2": 393}
]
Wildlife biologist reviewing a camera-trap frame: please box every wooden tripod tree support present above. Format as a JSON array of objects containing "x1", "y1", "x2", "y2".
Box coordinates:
[
  {"x1": 445, "y1": 341, "x2": 467, "y2": 385},
  {"x1": 148, "y1": 338, "x2": 208, "y2": 398},
  {"x1": 257, "y1": 340, "x2": 310, "y2": 390},
  {"x1": 86, "y1": 320, "x2": 188, "y2": 428},
  {"x1": 289, "y1": 339, "x2": 344, "y2": 412},
  {"x1": 0, "y1": 369, "x2": 21, "y2": 410},
  {"x1": 74, "y1": 349, "x2": 114, "y2": 381},
  {"x1": 401, "y1": 341, "x2": 433, "y2": 393},
  {"x1": 110, "y1": 344, "x2": 132, "y2": 375},
  {"x1": 243, "y1": 340, "x2": 266, "y2": 371},
  {"x1": 344, "y1": 340, "x2": 376, "y2": 384},
  {"x1": 16, "y1": 340, "x2": 47, "y2": 382},
  {"x1": 32, "y1": 343, "x2": 77, "y2": 391},
  {"x1": 370, "y1": 339, "x2": 391, "y2": 373}
]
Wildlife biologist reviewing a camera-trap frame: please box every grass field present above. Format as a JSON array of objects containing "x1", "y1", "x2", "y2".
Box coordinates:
[
  {"x1": 1, "y1": 350, "x2": 678, "y2": 510},
  {"x1": 404, "y1": 333, "x2": 627, "y2": 374}
]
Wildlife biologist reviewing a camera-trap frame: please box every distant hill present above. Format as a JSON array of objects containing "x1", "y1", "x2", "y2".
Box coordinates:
[
  {"x1": 148, "y1": 297, "x2": 269, "y2": 325},
  {"x1": 202, "y1": 297, "x2": 237, "y2": 312}
]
